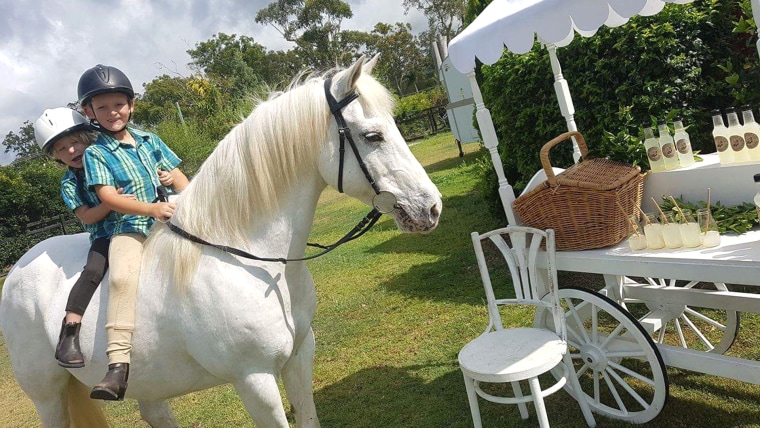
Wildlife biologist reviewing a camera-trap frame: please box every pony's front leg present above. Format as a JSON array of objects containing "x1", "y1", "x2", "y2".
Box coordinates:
[
  {"x1": 138, "y1": 399, "x2": 179, "y2": 427},
  {"x1": 234, "y1": 371, "x2": 290, "y2": 427},
  {"x1": 282, "y1": 327, "x2": 320, "y2": 428}
]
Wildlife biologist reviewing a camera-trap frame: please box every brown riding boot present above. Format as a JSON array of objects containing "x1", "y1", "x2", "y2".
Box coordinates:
[
  {"x1": 90, "y1": 363, "x2": 129, "y2": 401},
  {"x1": 55, "y1": 317, "x2": 85, "y2": 368}
]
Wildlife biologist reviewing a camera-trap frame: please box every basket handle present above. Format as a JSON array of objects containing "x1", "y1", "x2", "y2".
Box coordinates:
[{"x1": 540, "y1": 131, "x2": 588, "y2": 186}]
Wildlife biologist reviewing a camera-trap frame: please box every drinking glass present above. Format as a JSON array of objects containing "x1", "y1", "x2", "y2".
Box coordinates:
[
  {"x1": 627, "y1": 214, "x2": 647, "y2": 250},
  {"x1": 661, "y1": 211, "x2": 683, "y2": 249},
  {"x1": 643, "y1": 212, "x2": 665, "y2": 249},
  {"x1": 678, "y1": 209, "x2": 701, "y2": 248},
  {"x1": 698, "y1": 208, "x2": 720, "y2": 248}
]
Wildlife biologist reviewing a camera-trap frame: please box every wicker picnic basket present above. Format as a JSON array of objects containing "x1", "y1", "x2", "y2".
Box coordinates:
[{"x1": 513, "y1": 131, "x2": 645, "y2": 251}]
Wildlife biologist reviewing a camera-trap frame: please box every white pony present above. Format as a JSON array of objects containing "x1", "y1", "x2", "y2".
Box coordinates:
[{"x1": 0, "y1": 56, "x2": 442, "y2": 427}]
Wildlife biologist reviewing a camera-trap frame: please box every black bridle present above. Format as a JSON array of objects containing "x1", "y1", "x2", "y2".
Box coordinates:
[{"x1": 165, "y1": 77, "x2": 396, "y2": 264}]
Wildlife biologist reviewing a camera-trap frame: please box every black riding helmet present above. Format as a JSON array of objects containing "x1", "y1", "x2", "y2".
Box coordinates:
[{"x1": 77, "y1": 64, "x2": 134, "y2": 106}]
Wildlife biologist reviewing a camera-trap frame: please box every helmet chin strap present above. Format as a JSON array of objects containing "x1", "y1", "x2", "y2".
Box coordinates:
[
  {"x1": 88, "y1": 112, "x2": 132, "y2": 135},
  {"x1": 85, "y1": 100, "x2": 133, "y2": 135}
]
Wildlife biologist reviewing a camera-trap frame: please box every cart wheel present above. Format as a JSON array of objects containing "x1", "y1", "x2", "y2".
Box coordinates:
[
  {"x1": 535, "y1": 286, "x2": 669, "y2": 424},
  {"x1": 617, "y1": 278, "x2": 740, "y2": 354}
]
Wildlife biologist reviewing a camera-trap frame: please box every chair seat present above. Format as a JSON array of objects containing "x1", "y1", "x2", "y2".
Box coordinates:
[{"x1": 459, "y1": 327, "x2": 565, "y2": 382}]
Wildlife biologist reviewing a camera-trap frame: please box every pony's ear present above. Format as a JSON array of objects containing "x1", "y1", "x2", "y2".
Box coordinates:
[
  {"x1": 332, "y1": 55, "x2": 366, "y2": 98},
  {"x1": 363, "y1": 54, "x2": 380, "y2": 75}
]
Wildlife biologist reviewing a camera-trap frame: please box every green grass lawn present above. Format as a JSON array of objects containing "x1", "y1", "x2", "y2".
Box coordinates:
[{"x1": 2, "y1": 133, "x2": 760, "y2": 427}]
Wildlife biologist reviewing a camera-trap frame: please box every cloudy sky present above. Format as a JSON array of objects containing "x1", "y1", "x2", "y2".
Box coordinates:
[{"x1": 0, "y1": 0, "x2": 428, "y2": 165}]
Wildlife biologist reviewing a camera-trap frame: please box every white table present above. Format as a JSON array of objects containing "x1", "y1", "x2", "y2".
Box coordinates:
[{"x1": 551, "y1": 230, "x2": 760, "y2": 384}]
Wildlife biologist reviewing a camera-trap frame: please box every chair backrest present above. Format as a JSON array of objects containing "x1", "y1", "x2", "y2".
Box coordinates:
[{"x1": 470, "y1": 226, "x2": 565, "y2": 342}]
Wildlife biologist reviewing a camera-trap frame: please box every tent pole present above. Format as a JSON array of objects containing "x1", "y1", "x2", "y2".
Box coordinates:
[
  {"x1": 546, "y1": 44, "x2": 581, "y2": 162},
  {"x1": 466, "y1": 71, "x2": 519, "y2": 226}
]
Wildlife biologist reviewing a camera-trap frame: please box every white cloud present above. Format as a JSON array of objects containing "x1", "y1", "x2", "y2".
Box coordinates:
[{"x1": 0, "y1": 0, "x2": 429, "y2": 165}]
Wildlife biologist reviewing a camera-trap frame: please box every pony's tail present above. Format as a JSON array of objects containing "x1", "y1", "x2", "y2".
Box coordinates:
[{"x1": 67, "y1": 376, "x2": 109, "y2": 428}]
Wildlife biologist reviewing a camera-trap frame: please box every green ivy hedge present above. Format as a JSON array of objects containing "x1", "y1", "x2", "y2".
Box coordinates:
[{"x1": 469, "y1": 0, "x2": 760, "y2": 219}]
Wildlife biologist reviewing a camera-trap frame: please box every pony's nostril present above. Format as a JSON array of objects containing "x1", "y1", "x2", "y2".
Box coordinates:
[{"x1": 430, "y1": 202, "x2": 441, "y2": 220}]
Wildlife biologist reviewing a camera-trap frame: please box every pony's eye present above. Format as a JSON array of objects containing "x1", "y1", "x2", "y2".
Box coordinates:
[{"x1": 363, "y1": 132, "x2": 383, "y2": 143}]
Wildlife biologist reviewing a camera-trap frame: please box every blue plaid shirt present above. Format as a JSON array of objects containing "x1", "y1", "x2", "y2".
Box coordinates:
[
  {"x1": 60, "y1": 167, "x2": 114, "y2": 243},
  {"x1": 84, "y1": 128, "x2": 181, "y2": 237}
]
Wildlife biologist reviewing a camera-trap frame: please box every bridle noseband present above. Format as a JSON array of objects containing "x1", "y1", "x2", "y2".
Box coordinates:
[{"x1": 166, "y1": 77, "x2": 397, "y2": 264}]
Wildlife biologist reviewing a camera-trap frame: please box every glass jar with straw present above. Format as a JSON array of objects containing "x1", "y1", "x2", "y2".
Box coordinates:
[
  {"x1": 669, "y1": 196, "x2": 701, "y2": 248},
  {"x1": 639, "y1": 205, "x2": 665, "y2": 249},
  {"x1": 699, "y1": 188, "x2": 720, "y2": 248},
  {"x1": 653, "y1": 197, "x2": 683, "y2": 249},
  {"x1": 618, "y1": 201, "x2": 646, "y2": 250}
]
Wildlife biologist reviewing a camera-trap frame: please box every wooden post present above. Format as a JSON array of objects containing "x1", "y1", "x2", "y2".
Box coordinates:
[{"x1": 59, "y1": 213, "x2": 67, "y2": 234}]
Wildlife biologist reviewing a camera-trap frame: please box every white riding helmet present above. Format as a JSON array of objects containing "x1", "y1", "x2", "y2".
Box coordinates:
[{"x1": 34, "y1": 108, "x2": 92, "y2": 154}]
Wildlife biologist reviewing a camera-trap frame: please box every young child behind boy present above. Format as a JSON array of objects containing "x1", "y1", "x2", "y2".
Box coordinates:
[
  {"x1": 33, "y1": 107, "x2": 144, "y2": 368},
  {"x1": 78, "y1": 64, "x2": 189, "y2": 400}
]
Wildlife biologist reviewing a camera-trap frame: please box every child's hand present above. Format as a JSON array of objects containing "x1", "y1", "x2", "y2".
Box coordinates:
[
  {"x1": 157, "y1": 169, "x2": 174, "y2": 187},
  {"x1": 115, "y1": 187, "x2": 137, "y2": 201},
  {"x1": 150, "y1": 201, "x2": 176, "y2": 222}
]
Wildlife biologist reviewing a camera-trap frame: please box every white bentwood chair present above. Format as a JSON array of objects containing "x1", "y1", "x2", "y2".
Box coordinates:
[{"x1": 459, "y1": 226, "x2": 596, "y2": 428}]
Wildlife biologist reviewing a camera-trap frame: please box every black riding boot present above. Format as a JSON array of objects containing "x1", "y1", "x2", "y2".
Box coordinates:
[
  {"x1": 55, "y1": 318, "x2": 85, "y2": 368},
  {"x1": 90, "y1": 363, "x2": 129, "y2": 401}
]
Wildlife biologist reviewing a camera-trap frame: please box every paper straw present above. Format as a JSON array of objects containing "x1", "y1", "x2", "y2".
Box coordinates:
[
  {"x1": 616, "y1": 200, "x2": 640, "y2": 237},
  {"x1": 637, "y1": 205, "x2": 651, "y2": 224},
  {"x1": 669, "y1": 196, "x2": 687, "y2": 222},
  {"x1": 705, "y1": 188, "x2": 712, "y2": 236},
  {"x1": 651, "y1": 197, "x2": 669, "y2": 224}
]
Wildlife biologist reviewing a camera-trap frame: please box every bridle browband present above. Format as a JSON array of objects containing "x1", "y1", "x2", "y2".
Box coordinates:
[{"x1": 165, "y1": 76, "x2": 395, "y2": 264}]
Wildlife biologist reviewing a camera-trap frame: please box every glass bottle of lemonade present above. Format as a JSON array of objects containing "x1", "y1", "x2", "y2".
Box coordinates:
[
  {"x1": 643, "y1": 125, "x2": 665, "y2": 172},
  {"x1": 672, "y1": 118, "x2": 695, "y2": 168},
  {"x1": 740, "y1": 105, "x2": 760, "y2": 162},
  {"x1": 711, "y1": 110, "x2": 733, "y2": 164},
  {"x1": 726, "y1": 107, "x2": 751, "y2": 163},
  {"x1": 657, "y1": 120, "x2": 680, "y2": 170}
]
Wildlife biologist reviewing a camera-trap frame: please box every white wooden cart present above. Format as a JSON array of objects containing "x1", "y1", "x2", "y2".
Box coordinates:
[{"x1": 448, "y1": 0, "x2": 760, "y2": 423}]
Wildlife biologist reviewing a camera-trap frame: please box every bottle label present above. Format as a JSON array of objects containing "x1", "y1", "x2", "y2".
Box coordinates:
[
  {"x1": 730, "y1": 135, "x2": 746, "y2": 151},
  {"x1": 745, "y1": 132, "x2": 759, "y2": 149},
  {"x1": 661, "y1": 142, "x2": 677, "y2": 159},
  {"x1": 647, "y1": 146, "x2": 662, "y2": 162},
  {"x1": 676, "y1": 138, "x2": 691, "y2": 154},
  {"x1": 715, "y1": 136, "x2": 729, "y2": 152}
]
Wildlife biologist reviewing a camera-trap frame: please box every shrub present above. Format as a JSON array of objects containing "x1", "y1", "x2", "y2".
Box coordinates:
[{"x1": 470, "y1": 0, "x2": 760, "y2": 219}]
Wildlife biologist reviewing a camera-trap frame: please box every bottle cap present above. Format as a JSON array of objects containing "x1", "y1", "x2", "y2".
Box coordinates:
[
  {"x1": 710, "y1": 109, "x2": 721, "y2": 115},
  {"x1": 755, "y1": 173, "x2": 760, "y2": 183},
  {"x1": 726, "y1": 107, "x2": 736, "y2": 113},
  {"x1": 741, "y1": 105, "x2": 752, "y2": 111},
  {"x1": 673, "y1": 116, "x2": 682, "y2": 122},
  {"x1": 657, "y1": 119, "x2": 666, "y2": 125}
]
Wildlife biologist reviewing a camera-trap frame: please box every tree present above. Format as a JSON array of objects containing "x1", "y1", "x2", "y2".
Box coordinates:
[
  {"x1": 256, "y1": 0, "x2": 353, "y2": 68},
  {"x1": 2, "y1": 121, "x2": 41, "y2": 162},
  {"x1": 403, "y1": 0, "x2": 466, "y2": 42},
  {"x1": 133, "y1": 75, "x2": 190, "y2": 127},
  {"x1": 364, "y1": 23, "x2": 435, "y2": 95},
  {"x1": 187, "y1": 33, "x2": 263, "y2": 99}
]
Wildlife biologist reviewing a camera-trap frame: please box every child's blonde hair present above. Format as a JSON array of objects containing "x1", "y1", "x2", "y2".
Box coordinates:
[{"x1": 50, "y1": 130, "x2": 99, "y2": 164}]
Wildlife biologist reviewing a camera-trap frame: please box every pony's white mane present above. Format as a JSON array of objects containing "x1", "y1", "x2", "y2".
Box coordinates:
[{"x1": 145, "y1": 68, "x2": 396, "y2": 288}]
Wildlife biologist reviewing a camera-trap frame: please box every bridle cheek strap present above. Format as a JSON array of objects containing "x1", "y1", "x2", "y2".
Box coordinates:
[{"x1": 324, "y1": 78, "x2": 380, "y2": 195}]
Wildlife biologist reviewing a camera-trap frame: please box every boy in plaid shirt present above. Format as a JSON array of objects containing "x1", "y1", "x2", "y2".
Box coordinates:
[{"x1": 79, "y1": 64, "x2": 189, "y2": 400}]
